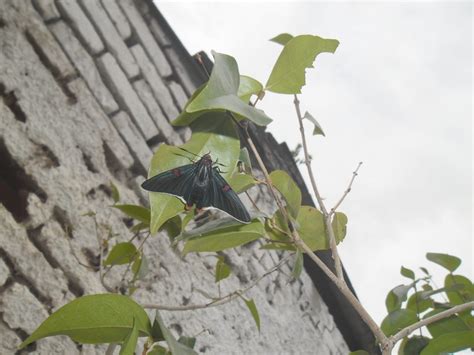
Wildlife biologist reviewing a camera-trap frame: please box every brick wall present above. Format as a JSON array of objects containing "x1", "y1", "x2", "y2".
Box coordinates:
[{"x1": 0, "y1": 1, "x2": 349, "y2": 354}]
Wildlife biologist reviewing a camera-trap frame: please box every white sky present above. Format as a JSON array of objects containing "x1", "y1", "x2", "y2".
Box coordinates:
[{"x1": 158, "y1": 1, "x2": 473, "y2": 327}]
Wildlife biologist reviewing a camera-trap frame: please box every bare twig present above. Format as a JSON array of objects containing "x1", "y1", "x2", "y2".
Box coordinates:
[
  {"x1": 293, "y1": 94, "x2": 343, "y2": 280},
  {"x1": 143, "y1": 253, "x2": 293, "y2": 311},
  {"x1": 330, "y1": 162, "x2": 363, "y2": 215}
]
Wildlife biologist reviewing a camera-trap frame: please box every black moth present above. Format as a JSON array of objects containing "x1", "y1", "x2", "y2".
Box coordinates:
[{"x1": 141, "y1": 153, "x2": 251, "y2": 223}]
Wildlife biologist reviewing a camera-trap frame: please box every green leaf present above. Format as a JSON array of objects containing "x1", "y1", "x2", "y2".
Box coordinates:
[
  {"x1": 119, "y1": 318, "x2": 138, "y2": 355},
  {"x1": 265, "y1": 210, "x2": 291, "y2": 243},
  {"x1": 132, "y1": 254, "x2": 148, "y2": 280},
  {"x1": 242, "y1": 298, "x2": 261, "y2": 332},
  {"x1": 161, "y1": 215, "x2": 182, "y2": 239},
  {"x1": 423, "y1": 309, "x2": 470, "y2": 338},
  {"x1": 331, "y1": 212, "x2": 348, "y2": 243},
  {"x1": 228, "y1": 173, "x2": 257, "y2": 194},
  {"x1": 148, "y1": 345, "x2": 169, "y2": 355},
  {"x1": 401, "y1": 266, "x2": 415, "y2": 280},
  {"x1": 445, "y1": 274, "x2": 474, "y2": 305},
  {"x1": 238, "y1": 147, "x2": 252, "y2": 174},
  {"x1": 149, "y1": 113, "x2": 240, "y2": 233},
  {"x1": 292, "y1": 250, "x2": 303, "y2": 279},
  {"x1": 303, "y1": 111, "x2": 325, "y2": 136},
  {"x1": 153, "y1": 311, "x2": 198, "y2": 355},
  {"x1": 215, "y1": 256, "x2": 231, "y2": 282},
  {"x1": 426, "y1": 252, "x2": 461, "y2": 272},
  {"x1": 260, "y1": 242, "x2": 296, "y2": 251},
  {"x1": 104, "y1": 242, "x2": 138, "y2": 266},
  {"x1": 183, "y1": 220, "x2": 263, "y2": 254},
  {"x1": 178, "y1": 336, "x2": 196, "y2": 349},
  {"x1": 110, "y1": 181, "x2": 120, "y2": 203},
  {"x1": 385, "y1": 284, "x2": 414, "y2": 313},
  {"x1": 269, "y1": 33, "x2": 293, "y2": 46},
  {"x1": 296, "y1": 206, "x2": 326, "y2": 251},
  {"x1": 19, "y1": 294, "x2": 151, "y2": 348},
  {"x1": 406, "y1": 291, "x2": 433, "y2": 314},
  {"x1": 186, "y1": 51, "x2": 272, "y2": 126},
  {"x1": 130, "y1": 222, "x2": 149, "y2": 233},
  {"x1": 113, "y1": 205, "x2": 150, "y2": 224},
  {"x1": 269, "y1": 170, "x2": 301, "y2": 218},
  {"x1": 172, "y1": 84, "x2": 207, "y2": 126},
  {"x1": 238, "y1": 75, "x2": 263, "y2": 103},
  {"x1": 265, "y1": 35, "x2": 339, "y2": 94},
  {"x1": 398, "y1": 335, "x2": 430, "y2": 355},
  {"x1": 420, "y1": 267, "x2": 430, "y2": 276},
  {"x1": 420, "y1": 331, "x2": 474, "y2": 355},
  {"x1": 381, "y1": 309, "x2": 418, "y2": 336}
]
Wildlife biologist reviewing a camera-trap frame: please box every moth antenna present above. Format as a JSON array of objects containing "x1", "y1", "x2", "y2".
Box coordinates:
[
  {"x1": 172, "y1": 152, "x2": 195, "y2": 163},
  {"x1": 177, "y1": 147, "x2": 201, "y2": 158}
]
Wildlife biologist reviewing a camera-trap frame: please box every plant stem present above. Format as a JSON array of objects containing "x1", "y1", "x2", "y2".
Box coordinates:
[
  {"x1": 330, "y1": 162, "x2": 363, "y2": 215},
  {"x1": 293, "y1": 94, "x2": 343, "y2": 280}
]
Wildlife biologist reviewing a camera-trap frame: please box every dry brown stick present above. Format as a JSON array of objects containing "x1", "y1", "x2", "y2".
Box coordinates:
[
  {"x1": 330, "y1": 161, "x2": 363, "y2": 215},
  {"x1": 293, "y1": 94, "x2": 343, "y2": 280}
]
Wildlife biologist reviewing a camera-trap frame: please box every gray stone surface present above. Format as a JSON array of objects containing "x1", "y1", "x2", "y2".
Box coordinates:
[
  {"x1": 164, "y1": 47, "x2": 198, "y2": 96},
  {"x1": 168, "y1": 80, "x2": 189, "y2": 111},
  {"x1": 100, "y1": 0, "x2": 132, "y2": 41},
  {"x1": 31, "y1": 0, "x2": 60, "y2": 22},
  {"x1": 79, "y1": 0, "x2": 139, "y2": 79},
  {"x1": 111, "y1": 111, "x2": 153, "y2": 173},
  {"x1": 133, "y1": 79, "x2": 183, "y2": 146},
  {"x1": 130, "y1": 44, "x2": 179, "y2": 121},
  {"x1": 119, "y1": 0, "x2": 173, "y2": 77},
  {"x1": 56, "y1": 0, "x2": 104, "y2": 55},
  {"x1": 97, "y1": 52, "x2": 158, "y2": 140},
  {"x1": 0, "y1": 258, "x2": 9, "y2": 287},
  {"x1": 49, "y1": 21, "x2": 119, "y2": 115},
  {"x1": 0, "y1": 0, "x2": 350, "y2": 353}
]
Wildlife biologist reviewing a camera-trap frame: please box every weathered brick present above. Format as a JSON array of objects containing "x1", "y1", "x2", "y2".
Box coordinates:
[
  {"x1": 67, "y1": 78, "x2": 134, "y2": 170},
  {"x1": 132, "y1": 79, "x2": 183, "y2": 146},
  {"x1": 56, "y1": 0, "x2": 104, "y2": 55},
  {"x1": 0, "y1": 283, "x2": 78, "y2": 354},
  {"x1": 0, "y1": 205, "x2": 70, "y2": 307},
  {"x1": 49, "y1": 21, "x2": 119, "y2": 114},
  {"x1": 130, "y1": 44, "x2": 179, "y2": 121},
  {"x1": 101, "y1": 0, "x2": 132, "y2": 41},
  {"x1": 168, "y1": 80, "x2": 189, "y2": 111},
  {"x1": 79, "y1": 0, "x2": 139, "y2": 79},
  {"x1": 96, "y1": 52, "x2": 158, "y2": 140},
  {"x1": 0, "y1": 258, "x2": 9, "y2": 287},
  {"x1": 148, "y1": 16, "x2": 172, "y2": 47},
  {"x1": 31, "y1": 0, "x2": 60, "y2": 21},
  {"x1": 0, "y1": 321, "x2": 21, "y2": 354},
  {"x1": 25, "y1": 24, "x2": 76, "y2": 80},
  {"x1": 164, "y1": 47, "x2": 197, "y2": 96},
  {"x1": 119, "y1": 0, "x2": 173, "y2": 77},
  {"x1": 111, "y1": 111, "x2": 153, "y2": 172}
]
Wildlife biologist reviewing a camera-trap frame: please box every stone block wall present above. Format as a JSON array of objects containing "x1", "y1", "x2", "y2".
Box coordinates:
[{"x1": 0, "y1": 0, "x2": 349, "y2": 354}]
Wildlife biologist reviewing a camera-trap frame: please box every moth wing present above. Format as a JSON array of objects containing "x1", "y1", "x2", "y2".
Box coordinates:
[
  {"x1": 141, "y1": 164, "x2": 196, "y2": 202},
  {"x1": 205, "y1": 168, "x2": 251, "y2": 223}
]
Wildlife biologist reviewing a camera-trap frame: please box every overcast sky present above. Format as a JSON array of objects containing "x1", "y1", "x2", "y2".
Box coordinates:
[{"x1": 158, "y1": 1, "x2": 472, "y2": 327}]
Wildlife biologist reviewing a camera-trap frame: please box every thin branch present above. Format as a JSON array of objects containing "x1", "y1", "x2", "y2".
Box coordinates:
[
  {"x1": 143, "y1": 253, "x2": 293, "y2": 311},
  {"x1": 293, "y1": 94, "x2": 343, "y2": 280},
  {"x1": 330, "y1": 161, "x2": 363, "y2": 215},
  {"x1": 389, "y1": 301, "x2": 474, "y2": 348}
]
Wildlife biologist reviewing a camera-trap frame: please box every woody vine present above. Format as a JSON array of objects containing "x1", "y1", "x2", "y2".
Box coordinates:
[{"x1": 19, "y1": 34, "x2": 474, "y2": 354}]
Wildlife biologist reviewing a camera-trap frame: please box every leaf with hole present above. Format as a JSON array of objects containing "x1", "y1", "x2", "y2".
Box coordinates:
[
  {"x1": 265, "y1": 35, "x2": 339, "y2": 94},
  {"x1": 19, "y1": 294, "x2": 151, "y2": 348},
  {"x1": 269, "y1": 170, "x2": 301, "y2": 218},
  {"x1": 104, "y1": 242, "x2": 138, "y2": 266},
  {"x1": 426, "y1": 252, "x2": 461, "y2": 272},
  {"x1": 183, "y1": 220, "x2": 263, "y2": 254},
  {"x1": 303, "y1": 111, "x2": 325, "y2": 136},
  {"x1": 113, "y1": 205, "x2": 150, "y2": 224},
  {"x1": 385, "y1": 283, "x2": 414, "y2": 313},
  {"x1": 238, "y1": 75, "x2": 263, "y2": 103},
  {"x1": 185, "y1": 51, "x2": 272, "y2": 126}
]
